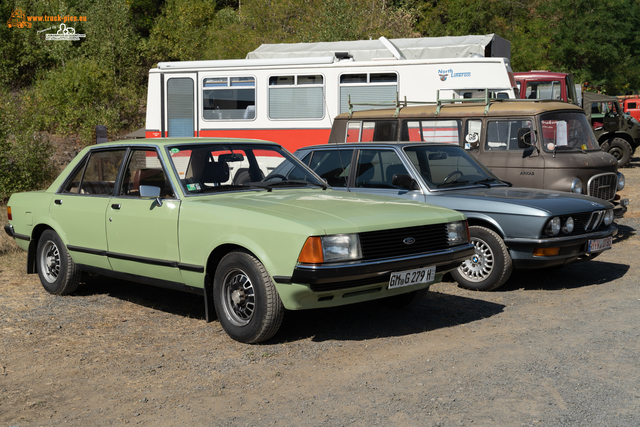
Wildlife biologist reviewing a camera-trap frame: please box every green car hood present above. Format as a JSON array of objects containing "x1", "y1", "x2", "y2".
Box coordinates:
[{"x1": 185, "y1": 188, "x2": 464, "y2": 235}]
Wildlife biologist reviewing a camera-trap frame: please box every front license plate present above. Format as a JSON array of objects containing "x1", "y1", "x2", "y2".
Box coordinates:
[
  {"x1": 588, "y1": 236, "x2": 612, "y2": 252},
  {"x1": 389, "y1": 266, "x2": 436, "y2": 289}
]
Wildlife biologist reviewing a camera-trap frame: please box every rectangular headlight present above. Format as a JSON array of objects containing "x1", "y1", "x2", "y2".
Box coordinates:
[
  {"x1": 447, "y1": 221, "x2": 469, "y2": 246},
  {"x1": 322, "y1": 234, "x2": 362, "y2": 262}
]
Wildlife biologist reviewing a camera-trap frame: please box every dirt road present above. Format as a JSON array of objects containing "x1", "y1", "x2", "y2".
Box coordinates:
[{"x1": 1, "y1": 158, "x2": 639, "y2": 426}]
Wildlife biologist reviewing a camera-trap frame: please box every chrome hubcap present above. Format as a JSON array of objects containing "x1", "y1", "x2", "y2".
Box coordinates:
[
  {"x1": 222, "y1": 269, "x2": 255, "y2": 326},
  {"x1": 458, "y1": 238, "x2": 494, "y2": 282},
  {"x1": 40, "y1": 241, "x2": 60, "y2": 284}
]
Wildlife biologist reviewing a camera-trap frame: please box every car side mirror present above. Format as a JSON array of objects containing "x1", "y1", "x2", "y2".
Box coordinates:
[
  {"x1": 392, "y1": 174, "x2": 419, "y2": 191},
  {"x1": 517, "y1": 128, "x2": 533, "y2": 148},
  {"x1": 140, "y1": 184, "x2": 163, "y2": 206}
]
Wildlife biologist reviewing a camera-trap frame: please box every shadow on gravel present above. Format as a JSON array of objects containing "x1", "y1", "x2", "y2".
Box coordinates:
[
  {"x1": 275, "y1": 293, "x2": 504, "y2": 343},
  {"x1": 497, "y1": 259, "x2": 630, "y2": 292},
  {"x1": 73, "y1": 274, "x2": 504, "y2": 343},
  {"x1": 74, "y1": 275, "x2": 207, "y2": 320},
  {"x1": 614, "y1": 222, "x2": 638, "y2": 244}
]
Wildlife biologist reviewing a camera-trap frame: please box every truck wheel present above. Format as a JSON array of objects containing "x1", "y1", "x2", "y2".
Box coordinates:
[
  {"x1": 213, "y1": 251, "x2": 284, "y2": 343},
  {"x1": 451, "y1": 226, "x2": 512, "y2": 291},
  {"x1": 36, "y1": 230, "x2": 81, "y2": 295},
  {"x1": 604, "y1": 138, "x2": 632, "y2": 168}
]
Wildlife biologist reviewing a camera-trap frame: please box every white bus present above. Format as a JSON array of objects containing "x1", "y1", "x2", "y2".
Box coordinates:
[{"x1": 145, "y1": 34, "x2": 517, "y2": 152}]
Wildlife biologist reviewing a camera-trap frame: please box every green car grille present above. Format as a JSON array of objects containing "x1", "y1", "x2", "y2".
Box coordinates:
[{"x1": 359, "y1": 224, "x2": 449, "y2": 260}]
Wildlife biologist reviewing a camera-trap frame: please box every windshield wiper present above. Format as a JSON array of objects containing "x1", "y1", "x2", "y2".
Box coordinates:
[
  {"x1": 253, "y1": 180, "x2": 328, "y2": 192},
  {"x1": 201, "y1": 184, "x2": 268, "y2": 193},
  {"x1": 436, "y1": 179, "x2": 471, "y2": 188},
  {"x1": 471, "y1": 177, "x2": 497, "y2": 188}
]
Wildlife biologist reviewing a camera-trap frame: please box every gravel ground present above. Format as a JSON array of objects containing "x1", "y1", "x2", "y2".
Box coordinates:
[{"x1": 1, "y1": 158, "x2": 639, "y2": 427}]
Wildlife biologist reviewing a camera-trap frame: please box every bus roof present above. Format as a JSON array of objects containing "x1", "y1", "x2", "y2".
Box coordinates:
[{"x1": 247, "y1": 35, "x2": 511, "y2": 62}]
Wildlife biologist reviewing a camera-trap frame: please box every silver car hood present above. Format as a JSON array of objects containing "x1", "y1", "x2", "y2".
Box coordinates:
[{"x1": 429, "y1": 186, "x2": 613, "y2": 216}]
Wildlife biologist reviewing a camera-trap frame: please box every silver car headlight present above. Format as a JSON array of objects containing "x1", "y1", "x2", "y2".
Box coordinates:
[
  {"x1": 571, "y1": 178, "x2": 583, "y2": 194},
  {"x1": 562, "y1": 217, "x2": 574, "y2": 234},
  {"x1": 298, "y1": 234, "x2": 362, "y2": 264},
  {"x1": 447, "y1": 221, "x2": 469, "y2": 246},
  {"x1": 545, "y1": 217, "x2": 561, "y2": 236},
  {"x1": 617, "y1": 172, "x2": 625, "y2": 191},
  {"x1": 603, "y1": 209, "x2": 614, "y2": 226}
]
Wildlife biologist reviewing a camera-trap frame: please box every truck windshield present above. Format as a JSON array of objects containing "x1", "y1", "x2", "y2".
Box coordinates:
[{"x1": 540, "y1": 112, "x2": 599, "y2": 152}]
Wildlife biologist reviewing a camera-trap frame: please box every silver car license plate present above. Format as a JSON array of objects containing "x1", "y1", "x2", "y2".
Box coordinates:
[{"x1": 588, "y1": 236, "x2": 612, "y2": 252}]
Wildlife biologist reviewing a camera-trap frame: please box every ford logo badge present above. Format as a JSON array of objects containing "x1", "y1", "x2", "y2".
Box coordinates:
[{"x1": 403, "y1": 237, "x2": 416, "y2": 245}]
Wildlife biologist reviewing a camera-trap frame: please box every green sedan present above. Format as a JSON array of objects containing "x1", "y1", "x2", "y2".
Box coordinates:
[{"x1": 4, "y1": 138, "x2": 473, "y2": 343}]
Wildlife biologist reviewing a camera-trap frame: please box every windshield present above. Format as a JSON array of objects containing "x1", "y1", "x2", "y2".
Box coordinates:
[
  {"x1": 403, "y1": 144, "x2": 504, "y2": 189},
  {"x1": 540, "y1": 112, "x2": 599, "y2": 151},
  {"x1": 166, "y1": 143, "x2": 325, "y2": 194}
]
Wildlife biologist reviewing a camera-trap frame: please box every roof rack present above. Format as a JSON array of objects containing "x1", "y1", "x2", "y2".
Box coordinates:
[
  {"x1": 347, "y1": 89, "x2": 499, "y2": 118},
  {"x1": 435, "y1": 89, "x2": 495, "y2": 116},
  {"x1": 347, "y1": 93, "x2": 434, "y2": 118},
  {"x1": 346, "y1": 90, "x2": 560, "y2": 118}
]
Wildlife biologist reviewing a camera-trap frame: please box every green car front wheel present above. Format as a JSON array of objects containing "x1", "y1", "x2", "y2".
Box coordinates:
[{"x1": 213, "y1": 251, "x2": 284, "y2": 343}]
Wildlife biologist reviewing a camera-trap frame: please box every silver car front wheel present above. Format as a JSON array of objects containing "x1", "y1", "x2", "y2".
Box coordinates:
[{"x1": 451, "y1": 226, "x2": 512, "y2": 291}]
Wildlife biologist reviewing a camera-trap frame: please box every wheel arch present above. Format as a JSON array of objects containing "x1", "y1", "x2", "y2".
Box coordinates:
[
  {"x1": 465, "y1": 215, "x2": 505, "y2": 240},
  {"x1": 205, "y1": 243, "x2": 260, "y2": 279},
  {"x1": 27, "y1": 223, "x2": 55, "y2": 274}
]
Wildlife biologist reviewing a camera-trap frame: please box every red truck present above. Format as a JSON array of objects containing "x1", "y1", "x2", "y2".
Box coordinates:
[
  {"x1": 618, "y1": 96, "x2": 640, "y2": 121},
  {"x1": 514, "y1": 71, "x2": 580, "y2": 105}
]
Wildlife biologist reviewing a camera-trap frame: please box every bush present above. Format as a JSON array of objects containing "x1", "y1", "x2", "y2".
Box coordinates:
[
  {"x1": 0, "y1": 90, "x2": 56, "y2": 202},
  {"x1": 31, "y1": 58, "x2": 143, "y2": 142}
]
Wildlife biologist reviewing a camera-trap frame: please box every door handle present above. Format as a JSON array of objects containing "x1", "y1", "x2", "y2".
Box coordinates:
[
  {"x1": 111, "y1": 204, "x2": 121, "y2": 210},
  {"x1": 54, "y1": 199, "x2": 63, "y2": 205}
]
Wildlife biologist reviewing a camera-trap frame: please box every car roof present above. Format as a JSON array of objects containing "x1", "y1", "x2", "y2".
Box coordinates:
[
  {"x1": 93, "y1": 137, "x2": 280, "y2": 148},
  {"x1": 298, "y1": 141, "x2": 454, "y2": 150}
]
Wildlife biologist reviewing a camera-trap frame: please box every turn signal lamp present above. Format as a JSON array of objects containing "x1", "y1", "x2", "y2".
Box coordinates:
[
  {"x1": 533, "y1": 247, "x2": 560, "y2": 257},
  {"x1": 6, "y1": 206, "x2": 11, "y2": 221},
  {"x1": 298, "y1": 237, "x2": 324, "y2": 263}
]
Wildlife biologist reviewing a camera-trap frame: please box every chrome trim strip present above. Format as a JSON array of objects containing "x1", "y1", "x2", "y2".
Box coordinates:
[
  {"x1": 504, "y1": 225, "x2": 616, "y2": 246},
  {"x1": 67, "y1": 245, "x2": 204, "y2": 273}
]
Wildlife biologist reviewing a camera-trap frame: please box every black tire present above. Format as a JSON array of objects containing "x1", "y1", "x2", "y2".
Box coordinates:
[
  {"x1": 450, "y1": 226, "x2": 512, "y2": 291},
  {"x1": 36, "y1": 230, "x2": 81, "y2": 295},
  {"x1": 604, "y1": 137, "x2": 632, "y2": 168},
  {"x1": 380, "y1": 287, "x2": 430, "y2": 309},
  {"x1": 213, "y1": 251, "x2": 284, "y2": 343}
]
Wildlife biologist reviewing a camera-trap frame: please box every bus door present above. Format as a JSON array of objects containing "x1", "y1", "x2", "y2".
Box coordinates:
[{"x1": 164, "y1": 74, "x2": 197, "y2": 137}]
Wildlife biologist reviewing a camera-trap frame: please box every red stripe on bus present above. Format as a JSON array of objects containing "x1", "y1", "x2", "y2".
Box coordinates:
[{"x1": 198, "y1": 129, "x2": 332, "y2": 152}]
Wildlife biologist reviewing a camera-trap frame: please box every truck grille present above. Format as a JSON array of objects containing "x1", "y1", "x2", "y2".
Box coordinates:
[
  {"x1": 359, "y1": 224, "x2": 449, "y2": 260},
  {"x1": 587, "y1": 173, "x2": 617, "y2": 201}
]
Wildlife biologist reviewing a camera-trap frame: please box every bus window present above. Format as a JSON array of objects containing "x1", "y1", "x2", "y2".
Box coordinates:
[
  {"x1": 339, "y1": 72, "x2": 398, "y2": 114},
  {"x1": 269, "y1": 74, "x2": 324, "y2": 119},
  {"x1": 202, "y1": 76, "x2": 255, "y2": 120},
  {"x1": 401, "y1": 120, "x2": 461, "y2": 144}
]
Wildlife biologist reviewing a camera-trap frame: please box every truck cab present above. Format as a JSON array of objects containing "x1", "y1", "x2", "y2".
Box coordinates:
[{"x1": 514, "y1": 71, "x2": 580, "y2": 106}]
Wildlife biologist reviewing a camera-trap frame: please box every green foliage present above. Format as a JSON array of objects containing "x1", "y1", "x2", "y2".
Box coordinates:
[
  {"x1": 0, "y1": 0, "x2": 79, "y2": 89},
  {"x1": 535, "y1": 0, "x2": 640, "y2": 94},
  {"x1": 148, "y1": 0, "x2": 225, "y2": 61},
  {"x1": 31, "y1": 57, "x2": 142, "y2": 141},
  {"x1": 0, "y1": 90, "x2": 56, "y2": 201}
]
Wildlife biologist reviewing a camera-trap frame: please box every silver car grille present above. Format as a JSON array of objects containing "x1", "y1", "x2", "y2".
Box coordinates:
[{"x1": 569, "y1": 211, "x2": 608, "y2": 233}]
